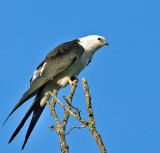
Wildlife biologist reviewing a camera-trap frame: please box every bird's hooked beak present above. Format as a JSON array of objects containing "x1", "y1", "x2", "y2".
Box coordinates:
[{"x1": 104, "y1": 41, "x2": 109, "y2": 46}]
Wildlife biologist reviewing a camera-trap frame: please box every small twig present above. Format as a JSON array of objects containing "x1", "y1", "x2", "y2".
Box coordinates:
[
  {"x1": 63, "y1": 96, "x2": 81, "y2": 117},
  {"x1": 65, "y1": 124, "x2": 87, "y2": 135},
  {"x1": 48, "y1": 125, "x2": 57, "y2": 131},
  {"x1": 46, "y1": 100, "x2": 51, "y2": 106},
  {"x1": 63, "y1": 96, "x2": 77, "y2": 111},
  {"x1": 63, "y1": 96, "x2": 68, "y2": 103}
]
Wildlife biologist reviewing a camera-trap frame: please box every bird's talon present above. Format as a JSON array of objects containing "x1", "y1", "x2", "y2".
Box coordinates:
[{"x1": 69, "y1": 78, "x2": 78, "y2": 87}]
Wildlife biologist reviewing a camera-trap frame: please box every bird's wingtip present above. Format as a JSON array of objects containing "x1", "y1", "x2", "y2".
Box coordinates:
[{"x1": 22, "y1": 142, "x2": 26, "y2": 150}]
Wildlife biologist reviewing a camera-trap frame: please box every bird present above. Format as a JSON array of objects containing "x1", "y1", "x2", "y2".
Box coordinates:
[{"x1": 3, "y1": 35, "x2": 109, "y2": 149}]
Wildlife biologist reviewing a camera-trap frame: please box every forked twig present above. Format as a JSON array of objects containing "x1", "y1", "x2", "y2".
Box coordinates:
[
  {"x1": 65, "y1": 124, "x2": 87, "y2": 135},
  {"x1": 49, "y1": 91, "x2": 89, "y2": 126}
]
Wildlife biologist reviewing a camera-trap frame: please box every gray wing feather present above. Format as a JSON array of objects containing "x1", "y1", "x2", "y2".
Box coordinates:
[{"x1": 28, "y1": 40, "x2": 84, "y2": 99}]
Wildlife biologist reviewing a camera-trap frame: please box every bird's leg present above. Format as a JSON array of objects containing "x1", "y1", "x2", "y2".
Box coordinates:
[{"x1": 69, "y1": 76, "x2": 79, "y2": 87}]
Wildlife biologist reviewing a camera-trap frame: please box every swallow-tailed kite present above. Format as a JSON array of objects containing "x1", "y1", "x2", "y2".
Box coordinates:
[{"x1": 3, "y1": 35, "x2": 109, "y2": 149}]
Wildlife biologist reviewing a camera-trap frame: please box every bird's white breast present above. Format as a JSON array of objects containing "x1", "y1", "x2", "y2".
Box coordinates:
[{"x1": 56, "y1": 52, "x2": 93, "y2": 87}]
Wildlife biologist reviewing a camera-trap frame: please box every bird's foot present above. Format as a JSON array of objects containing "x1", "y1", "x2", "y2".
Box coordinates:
[{"x1": 69, "y1": 77, "x2": 79, "y2": 87}]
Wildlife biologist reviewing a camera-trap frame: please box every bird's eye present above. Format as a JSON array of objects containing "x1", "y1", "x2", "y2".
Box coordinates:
[{"x1": 98, "y1": 37, "x2": 101, "y2": 41}]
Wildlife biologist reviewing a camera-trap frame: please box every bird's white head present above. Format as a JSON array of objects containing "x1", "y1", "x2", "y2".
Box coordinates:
[{"x1": 78, "y1": 35, "x2": 109, "y2": 53}]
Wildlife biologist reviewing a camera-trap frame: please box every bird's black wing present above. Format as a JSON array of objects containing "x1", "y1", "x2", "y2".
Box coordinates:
[{"x1": 3, "y1": 39, "x2": 84, "y2": 125}]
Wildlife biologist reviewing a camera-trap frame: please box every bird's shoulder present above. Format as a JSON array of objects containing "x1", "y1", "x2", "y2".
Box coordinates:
[{"x1": 37, "y1": 39, "x2": 83, "y2": 69}]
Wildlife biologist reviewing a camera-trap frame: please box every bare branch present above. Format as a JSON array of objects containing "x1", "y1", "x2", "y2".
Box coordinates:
[
  {"x1": 82, "y1": 78, "x2": 107, "y2": 153},
  {"x1": 51, "y1": 89, "x2": 58, "y2": 107},
  {"x1": 49, "y1": 90, "x2": 61, "y2": 127},
  {"x1": 82, "y1": 78, "x2": 94, "y2": 122},
  {"x1": 49, "y1": 91, "x2": 89, "y2": 126},
  {"x1": 58, "y1": 130, "x2": 69, "y2": 153},
  {"x1": 62, "y1": 81, "x2": 77, "y2": 127},
  {"x1": 47, "y1": 90, "x2": 69, "y2": 153}
]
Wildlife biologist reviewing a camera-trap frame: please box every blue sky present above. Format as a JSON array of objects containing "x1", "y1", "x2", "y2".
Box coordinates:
[{"x1": 0, "y1": 0, "x2": 160, "y2": 153}]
